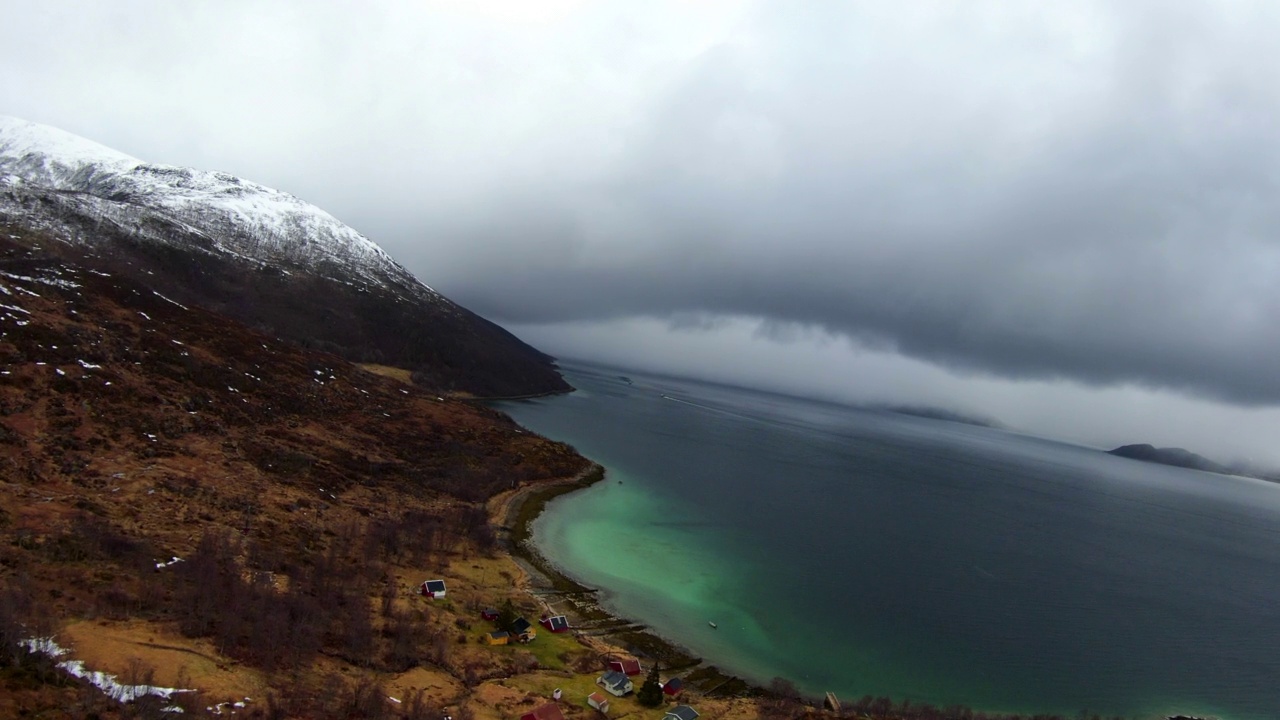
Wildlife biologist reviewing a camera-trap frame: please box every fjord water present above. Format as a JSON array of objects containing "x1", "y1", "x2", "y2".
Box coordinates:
[{"x1": 497, "y1": 363, "x2": 1280, "y2": 720}]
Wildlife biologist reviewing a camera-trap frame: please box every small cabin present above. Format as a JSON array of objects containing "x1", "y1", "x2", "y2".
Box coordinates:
[
  {"x1": 485, "y1": 631, "x2": 510, "y2": 646},
  {"x1": 597, "y1": 670, "x2": 633, "y2": 697},
  {"x1": 520, "y1": 703, "x2": 566, "y2": 720},
  {"x1": 419, "y1": 579, "x2": 446, "y2": 599},
  {"x1": 541, "y1": 615, "x2": 570, "y2": 633},
  {"x1": 481, "y1": 608, "x2": 499, "y2": 621},
  {"x1": 512, "y1": 617, "x2": 537, "y2": 643},
  {"x1": 663, "y1": 705, "x2": 699, "y2": 720},
  {"x1": 661, "y1": 677, "x2": 684, "y2": 697},
  {"x1": 586, "y1": 691, "x2": 610, "y2": 714},
  {"x1": 607, "y1": 658, "x2": 642, "y2": 676}
]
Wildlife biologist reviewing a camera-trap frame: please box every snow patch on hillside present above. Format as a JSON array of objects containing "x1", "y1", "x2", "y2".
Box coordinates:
[{"x1": 19, "y1": 636, "x2": 196, "y2": 707}]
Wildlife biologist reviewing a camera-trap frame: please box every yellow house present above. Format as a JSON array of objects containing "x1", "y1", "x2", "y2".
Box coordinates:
[{"x1": 486, "y1": 631, "x2": 510, "y2": 646}]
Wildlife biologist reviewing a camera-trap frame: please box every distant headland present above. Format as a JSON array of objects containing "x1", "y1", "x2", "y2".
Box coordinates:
[
  {"x1": 1108, "y1": 443, "x2": 1280, "y2": 484},
  {"x1": 1107, "y1": 444, "x2": 1231, "y2": 474}
]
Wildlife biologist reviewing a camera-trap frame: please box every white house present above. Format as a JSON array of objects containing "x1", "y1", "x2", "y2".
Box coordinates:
[{"x1": 596, "y1": 670, "x2": 633, "y2": 697}]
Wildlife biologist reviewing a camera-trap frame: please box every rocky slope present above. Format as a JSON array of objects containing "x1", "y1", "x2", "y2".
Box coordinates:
[
  {"x1": 0, "y1": 116, "x2": 569, "y2": 397},
  {"x1": 0, "y1": 227, "x2": 590, "y2": 716}
]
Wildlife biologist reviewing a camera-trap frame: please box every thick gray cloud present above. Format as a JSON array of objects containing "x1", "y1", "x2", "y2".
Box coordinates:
[
  {"x1": 423, "y1": 1, "x2": 1280, "y2": 405},
  {"x1": 4, "y1": 1, "x2": 1280, "y2": 452}
]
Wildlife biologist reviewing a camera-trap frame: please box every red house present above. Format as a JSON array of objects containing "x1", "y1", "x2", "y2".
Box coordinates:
[
  {"x1": 419, "y1": 579, "x2": 446, "y2": 599},
  {"x1": 661, "y1": 677, "x2": 684, "y2": 697},
  {"x1": 481, "y1": 608, "x2": 499, "y2": 621},
  {"x1": 608, "y1": 658, "x2": 642, "y2": 676},
  {"x1": 541, "y1": 615, "x2": 570, "y2": 633},
  {"x1": 520, "y1": 703, "x2": 565, "y2": 720}
]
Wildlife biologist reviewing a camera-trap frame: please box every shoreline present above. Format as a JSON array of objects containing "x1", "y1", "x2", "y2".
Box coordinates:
[
  {"x1": 459, "y1": 389, "x2": 570, "y2": 402},
  {"x1": 483, "y1": 383, "x2": 1222, "y2": 720},
  {"x1": 489, "y1": 463, "x2": 765, "y2": 699},
  {"x1": 492, "y1": 467, "x2": 1217, "y2": 720}
]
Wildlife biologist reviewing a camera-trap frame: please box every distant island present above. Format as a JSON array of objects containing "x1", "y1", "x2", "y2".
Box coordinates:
[
  {"x1": 1108, "y1": 444, "x2": 1231, "y2": 474},
  {"x1": 1107, "y1": 444, "x2": 1280, "y2": 485}
]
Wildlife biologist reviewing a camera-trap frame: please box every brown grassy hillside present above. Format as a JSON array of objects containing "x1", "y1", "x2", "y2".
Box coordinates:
[{"x1": 0, "y1": 228, "x2": 590, "y2": 717}]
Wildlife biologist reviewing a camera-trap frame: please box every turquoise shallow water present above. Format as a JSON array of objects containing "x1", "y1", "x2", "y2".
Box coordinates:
[{"x1": 498, "y1": 362, "x2": 1280, "y2": 720}]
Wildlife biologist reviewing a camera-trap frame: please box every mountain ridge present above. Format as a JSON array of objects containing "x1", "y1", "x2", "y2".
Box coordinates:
[
  {"x1": 0, "y1": 115, "x2": 406, "y2": 289},
  {"x1": 0, "y1": 116, "x2": 569, "y2": 397}
]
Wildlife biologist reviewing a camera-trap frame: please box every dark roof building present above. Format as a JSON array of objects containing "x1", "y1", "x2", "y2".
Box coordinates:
[
  {"x1": 597, "y1": 670, "x2": 634, "y2": 697},
  {"x1": 511, "y1": 616, "x2": 537, "y2": 642},
  {"x1": 419, "y1": 579, "x2": 447, "y2": 599},
  {"x1": 661, "y1": 677, "x2": 684, "y2": 696},
  {"x1": 542, "y1": 615, "x2": 570, "y2": 632},
  {"x1": 663, "y1": 705, "x2": 699, "y2": 720}
]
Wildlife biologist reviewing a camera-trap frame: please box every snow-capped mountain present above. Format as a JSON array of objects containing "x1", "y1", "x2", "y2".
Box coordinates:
[
  {"x1": 0, "y1": 116, "x2": 570, "y2": 397},
  {"x1": 0, "y1": 115, "x2": 426, "y2": 295}
]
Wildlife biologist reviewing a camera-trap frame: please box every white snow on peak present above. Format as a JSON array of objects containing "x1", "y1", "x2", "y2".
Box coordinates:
[
  {"x1": 0, "y1": 115, "x2": 141, "y2": 187},
  {"x1": 0, "y1": 116, "x2": 435, "y2": 296}
]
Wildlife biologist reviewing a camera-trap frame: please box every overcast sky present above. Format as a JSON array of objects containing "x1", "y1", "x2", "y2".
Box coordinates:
[{"x1": 5, "y1": 1, "x2": 1280, "y2": 466}]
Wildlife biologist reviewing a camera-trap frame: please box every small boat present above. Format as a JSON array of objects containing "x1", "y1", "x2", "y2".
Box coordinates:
[{"x1": 708, "y1": 621, "x2": 717, "y2": 629}]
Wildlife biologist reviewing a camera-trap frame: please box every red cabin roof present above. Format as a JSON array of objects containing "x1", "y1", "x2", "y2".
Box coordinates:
[
  {"x1": 608, "y1": 658, "x2": 642, "y2": 676},
  {"x1": 520, "y1": 703, "x2": 565, "y2": 720}
]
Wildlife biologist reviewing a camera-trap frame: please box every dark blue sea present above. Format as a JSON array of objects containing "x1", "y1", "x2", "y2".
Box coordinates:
[{"x1": 496, "y1": 361, "x2": 1280, "y2": 720}]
